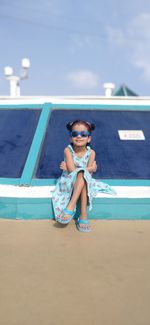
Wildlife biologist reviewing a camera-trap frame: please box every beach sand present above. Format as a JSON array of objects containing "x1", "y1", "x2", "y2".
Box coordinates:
[{"x1": 0, "y1": 219, "x2": 150, "y2": 325}]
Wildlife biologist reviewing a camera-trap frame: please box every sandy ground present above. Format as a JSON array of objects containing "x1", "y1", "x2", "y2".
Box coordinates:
[{"x1": 0, "y1": 219, "x2": 150, "y2": 325}]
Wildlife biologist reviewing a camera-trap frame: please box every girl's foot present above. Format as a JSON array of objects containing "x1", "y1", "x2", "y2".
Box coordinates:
[
  {"x1": 76, "y1": 218, "x2": 91, "y2": 232},
  {"x1": 58, "y1": 208, "x2": 75, "y2": 224}
]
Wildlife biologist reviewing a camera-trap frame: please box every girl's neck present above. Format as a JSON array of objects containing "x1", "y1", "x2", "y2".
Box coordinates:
[{"x1": 72, "y1": 144, "x2": 87, "y2": 153}]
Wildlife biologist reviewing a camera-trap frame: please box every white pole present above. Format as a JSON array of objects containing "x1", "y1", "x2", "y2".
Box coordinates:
[
  {"x1": 103, "y1": 83, "x2": 115, "y2": 97},
  {"x1": 9, "y1": 76, "x2": 20, "y2": 97}
]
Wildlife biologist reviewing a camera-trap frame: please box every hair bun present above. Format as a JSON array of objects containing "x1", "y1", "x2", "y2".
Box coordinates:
[
  {"x1": 90, "y1": 123, "x2": 96, "y2": 131},
  {"x1": 66, "y1": 122, "x2": 72, "y2": 131}
]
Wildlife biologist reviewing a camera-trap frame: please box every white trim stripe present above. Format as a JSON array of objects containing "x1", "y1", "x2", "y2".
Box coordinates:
[
  {"x1": 0, "y1": 185, "x2": 150, "y2": 198},
  {"x1": 1, "y1": 96, "x2": 150, "y2": 106}
]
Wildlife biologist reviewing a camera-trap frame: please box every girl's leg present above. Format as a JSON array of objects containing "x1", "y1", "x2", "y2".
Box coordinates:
[
  {"x1": 79, "y1": 182, "x2": 91, "y2": 230},
  {"x1": 63, "y1": 171, "x2": 85, "y2": 221},
  {"x1": 80, "y1": 182, "x2": 88, "y2": 219}
]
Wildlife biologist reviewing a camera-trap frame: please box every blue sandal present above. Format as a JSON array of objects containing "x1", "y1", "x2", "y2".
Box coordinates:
[
  {"x1": 57, "y1": 208, "x2": 75, "y2": 224},
  {"x1": 76, "y1": 218, "x2": 91, "y2": 232}
]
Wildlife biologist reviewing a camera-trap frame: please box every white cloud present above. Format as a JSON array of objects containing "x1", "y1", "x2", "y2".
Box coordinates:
[
  {"x1": 128, "y1": 13, "x2": 150, "y2": 39},
  {"x1": 106, "y1": 12, "x2": 150, "y2": 81},
  {"x1": 67, "y1": 70, "x2": 99, "y2": 89},
  {"x1": 129, "y1": 13, "x2": 150, "y2": 80}
]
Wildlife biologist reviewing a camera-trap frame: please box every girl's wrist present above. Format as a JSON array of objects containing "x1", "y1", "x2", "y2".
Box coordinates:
[{"x1": 87, "y1": 166, "x2": 93, "y2": 172}]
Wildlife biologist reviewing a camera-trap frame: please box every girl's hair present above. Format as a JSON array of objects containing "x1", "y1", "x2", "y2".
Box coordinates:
[{"x1": 66, "y1": 120, "x2": 96, "y2": 132}]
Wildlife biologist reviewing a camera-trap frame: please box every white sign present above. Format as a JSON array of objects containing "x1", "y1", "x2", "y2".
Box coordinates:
[{"x1": 118, "y1": 130, "x2": 145, "y2": 140}]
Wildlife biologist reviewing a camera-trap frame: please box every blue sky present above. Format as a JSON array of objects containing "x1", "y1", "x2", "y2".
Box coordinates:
[{"x1": 0, "y1": 0, "x2": 150, "y2": 96}]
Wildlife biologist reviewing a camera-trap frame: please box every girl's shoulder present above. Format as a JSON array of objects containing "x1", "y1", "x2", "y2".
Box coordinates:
[
  {"x1": 90, "y1": 148, "x2": 96, "y2": 158},
  {"x1": 90, "y1": 148, "x2": 95, "y2": 153},
  {"x1": 64, "y1": 145, "x2": 73, "y2": 155}
]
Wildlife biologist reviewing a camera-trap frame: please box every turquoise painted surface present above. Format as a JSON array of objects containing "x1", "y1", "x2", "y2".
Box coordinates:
[
  {"x1": 0, "y1": 178, "x2": 21, "y2": 185},
  {"x1": 91, "y1": 198, "x2": 150, "y2": 220},
  {"x1": 0, "y1": 198, "x2": 52, "y2": 220},
  {"x1": 0, "y1": 104, "x2": 43, "y2": 109},
  {"x1": 50, "y1": 103, "x2": 150, "y2": 111},
  {"x1": 0, "y1": 197, "x2": 150, "y2": 220}
]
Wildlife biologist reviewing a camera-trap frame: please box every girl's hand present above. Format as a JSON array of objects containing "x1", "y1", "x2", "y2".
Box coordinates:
[
  {"x1": 60, "y1": 161, "x2": 68, "y2": 171},
  {"x1": 87, "y1": 161, "x2": 97, "y2": 173},
  {"x1": 92, "y1": 161, "x2": 97, "y2": 172}
]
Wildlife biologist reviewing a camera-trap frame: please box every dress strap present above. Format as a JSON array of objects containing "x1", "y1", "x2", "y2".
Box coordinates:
[
  {"x1": 86, "y1": 145, "x2": 91, "y2": 157},
  {"x1": 86, "y1": 145, "x2": 91, "y2": 152},
  {"x1": 68, "y1": 144, "x2": 74, "y2": 154}
]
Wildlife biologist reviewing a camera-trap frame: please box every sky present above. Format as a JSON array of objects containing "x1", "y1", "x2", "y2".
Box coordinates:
[{"x1": 0, "y1": 0, "x2": 150, "y2": 96}]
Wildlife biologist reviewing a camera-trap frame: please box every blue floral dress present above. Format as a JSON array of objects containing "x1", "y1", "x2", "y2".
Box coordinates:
[{"x1": 52, "y1": 144, "x2": 115, "y2": 220}]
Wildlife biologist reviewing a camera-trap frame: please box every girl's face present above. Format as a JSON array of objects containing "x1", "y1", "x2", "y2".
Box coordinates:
[{"x1": 70, "y1": 123, "x2": 91, "y2": 147}]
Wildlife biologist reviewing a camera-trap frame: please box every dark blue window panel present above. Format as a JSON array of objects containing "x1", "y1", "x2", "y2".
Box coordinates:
[
  {"x1": 0, "y1": 109, "x2": 41, "y2": 177},
  {"x1": 36, "y1": 109, "x2": 150, "y2": 179}
]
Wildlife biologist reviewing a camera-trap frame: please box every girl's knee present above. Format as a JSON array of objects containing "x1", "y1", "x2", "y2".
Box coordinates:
[{"x1": 77, "y1": 171, "x2": 84, "y2": 179}]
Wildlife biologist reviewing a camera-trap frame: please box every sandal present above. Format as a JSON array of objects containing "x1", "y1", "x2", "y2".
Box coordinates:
[
  {"x1": 76, "y1": 218, "x2": 91, "y2": 232},
  {"x1": 57, "y1": 208, "x2": 75, "y2": 224}
]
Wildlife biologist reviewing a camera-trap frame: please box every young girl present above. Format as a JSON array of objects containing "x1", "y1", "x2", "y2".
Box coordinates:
[{"x1": 52, "y1": 120, "x2": 115, "y2": 232}]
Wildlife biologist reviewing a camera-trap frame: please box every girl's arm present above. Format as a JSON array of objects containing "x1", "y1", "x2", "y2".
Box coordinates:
[
  {"x1": 64, "y1": 147, "x2": 76, "y2": 172},
  {"x1": 87, "y1": 149, "x2": 97, "y2": 173}
]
